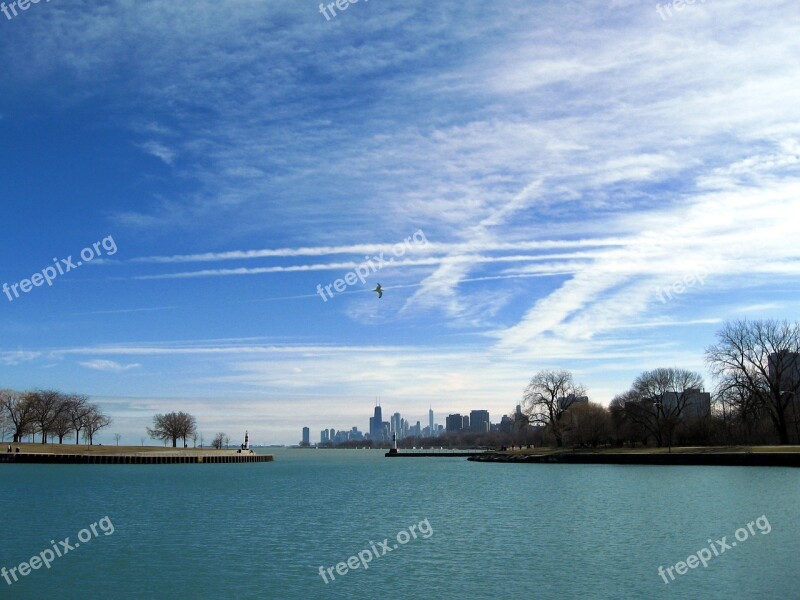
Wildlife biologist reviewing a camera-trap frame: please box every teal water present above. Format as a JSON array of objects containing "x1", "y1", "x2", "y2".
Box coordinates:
[{"x1": 1, "y1": 449, "x2": 799, "y2": 599}]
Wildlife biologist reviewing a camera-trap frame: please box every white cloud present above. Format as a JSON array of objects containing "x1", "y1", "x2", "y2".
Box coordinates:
[
  {"x1": 79, "y1": 359, "x2": 142, "y2": 372},
  {"x1": 0, "y1": 351, "x2": 42, "y2": 366},
  {"x1": 137, "y1": 141, "x2": 175, "y2": 165}
]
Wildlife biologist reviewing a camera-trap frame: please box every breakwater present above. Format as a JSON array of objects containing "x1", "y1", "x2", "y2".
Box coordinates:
[
  {"x1": 468, "y1": 451, "x2": 800, "y2": 467},
  {"x1": 385, "y1": 451, "x2": 485, "y2": 457},
  {"x1": 0, "y1": 452, "x2": 273, "y2": 465}
]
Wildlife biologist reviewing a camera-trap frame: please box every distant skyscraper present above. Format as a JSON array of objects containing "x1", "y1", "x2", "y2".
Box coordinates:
[
  {"x1": 446, "y1": 414, "x2": 463, "y2": 433},
  {"x1": 769, "y1": 351, "x2": 800, "y2": 392},
  {"x1": 660, "y1": 389, "x2": 711, "y2": 419},
  {"x1": 391, "y1": 412, "x2": 402, "y2": 437},
  {"x1": 469, "y1": 410, "x2": 490, "y2": 433},
  {"x1": 558, "y1": 394, "x2": 589, "y2": 410},
  {"x1": 499, "y1": 415, "x2": 514, "y2": 433},
  {"x1": 370, "y1": 403, "x2": 385, "y2": 442},
  {"x1": 301, "y1": 427, "x2": 310, "y2": 446},
  {"x1": 320, "y1": 429, "x2": 329, "y2": 444},
  {"x1": 429, "y1": 408, "x2": 434, "y2": 435}
]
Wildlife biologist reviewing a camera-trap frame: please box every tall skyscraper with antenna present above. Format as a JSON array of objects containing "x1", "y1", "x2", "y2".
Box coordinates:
[{"x1": 369, "y1": 398, "x2": 384, "y2": 443}]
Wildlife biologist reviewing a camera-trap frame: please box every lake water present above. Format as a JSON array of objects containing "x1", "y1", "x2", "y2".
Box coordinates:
[{"x1": 2, "y1": 449, "x2": 799, "y2": 599}]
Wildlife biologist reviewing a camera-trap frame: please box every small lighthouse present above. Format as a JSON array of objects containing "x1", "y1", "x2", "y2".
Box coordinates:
[
  {"x1": 389, "y1": 432, "x2": 398, "y2": 454},
  {"x1": 239, "y1": 430, "x2": 252, "y2": 454}
]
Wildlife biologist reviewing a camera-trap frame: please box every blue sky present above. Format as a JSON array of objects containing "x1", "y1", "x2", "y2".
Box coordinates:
[{"x1": 1, "y1": 0, "x2": 798, "y2": 445}]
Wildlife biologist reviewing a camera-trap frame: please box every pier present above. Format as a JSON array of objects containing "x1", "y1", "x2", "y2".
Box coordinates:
[
  {"x1": 385, "y1": 450, "x2": 486, "y2": 458},
  {"x1": 0, "y1": 452, "x2": 273, "y2": 465}
]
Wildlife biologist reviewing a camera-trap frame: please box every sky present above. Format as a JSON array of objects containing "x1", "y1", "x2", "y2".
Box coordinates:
[{"x1": 1, "y1": 0, "x2": 798, "y2": 445}]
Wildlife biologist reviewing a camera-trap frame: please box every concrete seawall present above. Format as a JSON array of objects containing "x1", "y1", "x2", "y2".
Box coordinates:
[
  {"x1": 385, "y1": 451, "x2": 485, "y2": 457},
  {"x1": 468, "y1": 452, "x2": 800, "y2": 467},
  {"x1": 0, "y1": 453, "x2": 274, "y2": 465}
]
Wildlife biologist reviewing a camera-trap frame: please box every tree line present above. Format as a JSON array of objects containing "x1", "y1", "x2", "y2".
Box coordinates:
[
  {"x1": 145, "y1": 411, "x2": 230, "y2": 449},
  {"x1": 0, "y1": 399, "x2": 236, "y2": 450},
  {"x1": 0, "y1": 389, "x2": 111, "y2": 445},
  {"x1": 522, "y1": 320, "x2": 800, "y2": 448}
]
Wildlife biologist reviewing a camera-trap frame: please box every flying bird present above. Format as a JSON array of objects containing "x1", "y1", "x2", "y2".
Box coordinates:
[{"x1": 373, "y1": 284, "x2": 383, "y2": 298}]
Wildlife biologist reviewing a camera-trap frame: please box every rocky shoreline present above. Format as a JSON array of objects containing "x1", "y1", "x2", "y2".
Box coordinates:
[{"x1": 468, "y1": 450, "x2": 800, "y2": 467}]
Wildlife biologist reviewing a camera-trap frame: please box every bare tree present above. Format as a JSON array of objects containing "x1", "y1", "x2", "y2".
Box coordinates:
[
  {"x1": 147, "y1": 412, "x2": 198, "y2": 448},
  {"x1": 28, "y1": 390, "x2": 68, "y2": 443},
  {"x1": 620, "y1": 368, "x2": 704, "y2": 449},
  {"x1": 178, "y1": 412, "x2": 197, "y2": 448},
  {"x1": 211, "y1": 432, "x2": 226, "y2": 450},
  {"x1": 523, "y1": 369, "x2": 586, "y2": 447},
  {"x1": 563, "y1": 402, "x2": 612, "y2": 448},
  {"x1": 148, "y1": 413, "x2": 180, "y2": 447},
  {"x1": 51, "y1": 409, "x2": 75, "y2": 444},
  {"x1": 83, "y1": 406, "x2": 111, "y2": 445},
  {"x1": 0, "y1": 389, "x2": 36, "y2": 443},
  {"x1": 114, "y1": 433, "x2": 122, "y2": 446},
  {"x1": 706, "y1": 319, "x2": 800, "y2": 445},
  {"x1": 713, "y1": 369, "x2": 770, "y2": 444},
  {"x1": 65, "y1": 395, "x2": 92, "y2": 445}
]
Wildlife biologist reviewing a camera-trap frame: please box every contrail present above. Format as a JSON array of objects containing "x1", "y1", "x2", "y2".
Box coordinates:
[{"x1": 130, "y1": 238, "x2": 625, "y2": 264}]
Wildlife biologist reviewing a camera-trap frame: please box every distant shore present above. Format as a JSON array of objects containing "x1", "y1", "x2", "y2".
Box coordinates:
[{"x1": 468, "y1": 446, "x2": 800, "y2": 467}]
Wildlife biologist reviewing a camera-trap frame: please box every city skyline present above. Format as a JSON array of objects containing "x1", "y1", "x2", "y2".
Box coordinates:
[
  {"x1": 318, "y1": 403, "x2": 440, "y2": 446},
  {"x1": 309, "y1": 402, "x2": 504, "y2": 446}
]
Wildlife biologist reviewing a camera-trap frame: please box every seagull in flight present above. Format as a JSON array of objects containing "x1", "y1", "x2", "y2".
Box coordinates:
[{"x1": 373, "y1": 283, "x2": 383, "y2": 298}]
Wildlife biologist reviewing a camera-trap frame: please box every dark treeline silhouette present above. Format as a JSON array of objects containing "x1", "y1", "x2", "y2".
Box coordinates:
[
  {"x1": 0, "y1": 389, "x2": 111, "y2": 445},
  {"x1": 543, "y1": 319, "x2": 800, "y2": 448}
]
